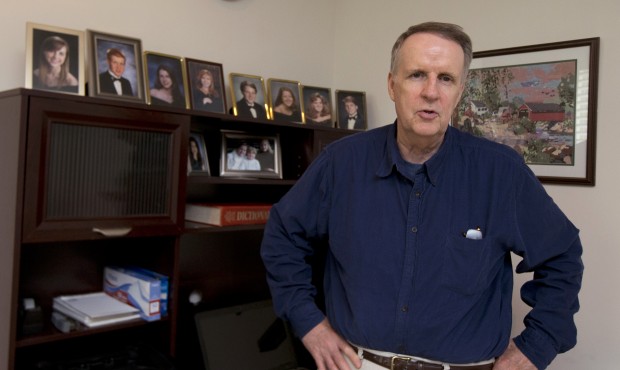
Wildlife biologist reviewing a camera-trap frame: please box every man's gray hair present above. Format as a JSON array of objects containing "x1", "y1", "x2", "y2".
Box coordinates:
[{"x1": 390, "y1": 22, "x2": 473, "y2": 77}]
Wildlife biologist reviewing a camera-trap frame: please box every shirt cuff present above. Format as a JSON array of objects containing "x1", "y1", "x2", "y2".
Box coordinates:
[
  {"x1": 513, "y1": 329, "x2": 558, "y2": 370},
  {"x1": 288, "y1": 301, "x2": 326, "y2": 338}
]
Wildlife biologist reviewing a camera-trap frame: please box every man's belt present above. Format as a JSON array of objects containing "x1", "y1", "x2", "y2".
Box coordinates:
[{"x1": 359, "y1": 349, "x2": 494, "y2": 370}]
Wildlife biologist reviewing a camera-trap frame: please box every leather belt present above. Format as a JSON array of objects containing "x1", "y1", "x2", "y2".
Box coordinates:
[{"x1": 358, "y1": 349, "x2": 494, "y2": 370}]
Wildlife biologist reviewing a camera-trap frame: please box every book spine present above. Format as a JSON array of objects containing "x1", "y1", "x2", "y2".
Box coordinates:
[
  {"x1": 186, "y1": 205, "x2": 271, "y2": 226},
  {"x1": 219, "y1": 206, "x2": 271, "y2": 226}
]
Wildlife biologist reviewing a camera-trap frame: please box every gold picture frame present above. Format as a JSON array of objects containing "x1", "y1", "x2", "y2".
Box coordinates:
[
  {"x1": 267, "y1": 78, "x2": 303, "y2": 124},
  {"x1": 143, "y1": 51, "x2": 189, "y2": 109},
  {"x1": 228, "y1": 73, "x2": 269, "y2": 120},
  {"x1": 25, "y1": 22, "x2": 85, "y2": 95}
]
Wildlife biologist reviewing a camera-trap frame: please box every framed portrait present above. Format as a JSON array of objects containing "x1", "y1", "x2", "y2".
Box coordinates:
[
  {"x1": 143, "y1": 51, "x2": 189, "y2": 109},
  {"x1": 188, "y1": 132, "x2": 210, "y2": 175},
  {"x1": 25, "y1": 22, "x2": 85, "y2": 95},
  {"x1": 454, "y1": 38, "x2": 599, "y2": 186},
  {"x1": 88, "y1": 30, "x2": 145, "y2": 102},
  {"x1": 335, "y1": 90, "x2": 367, "y2": 130},
  {"x1": 186, "y1": 58, "x2": 227, "y2": 114},
  {"x1": 302, "y1": 85, "x2": 333, "y2": 127},
  {"x1": 267, "y1": 78, "x2": 303, "y2": 123},
  {"x1": 228, "y1": 73, "x2": 269, "y2": 120},
  {"x1": 220, "y1": 130, "x2": 282, "y2": 179}
]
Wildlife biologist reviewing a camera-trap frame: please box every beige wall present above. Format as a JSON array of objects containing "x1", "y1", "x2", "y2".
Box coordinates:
[{"x1": 1, "y1": 0, "x2": 618, "y2": 368}]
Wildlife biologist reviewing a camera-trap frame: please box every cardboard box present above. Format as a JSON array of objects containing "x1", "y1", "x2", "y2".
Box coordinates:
[
  {"x1": 103, "y1": 266, "x2": 161, "y2": 321},
  {"x1": 127, "y1": 267, "x2": 169, "y2": 317}
]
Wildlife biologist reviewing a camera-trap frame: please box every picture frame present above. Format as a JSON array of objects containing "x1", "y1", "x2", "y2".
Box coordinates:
[
  {"x1": 229, "y1": 73, "x2": 269, "y2": 120},
  {"x1": 143, "y1": 51, "x2": 189, "y2": 109},
  {"x1": 188, "y1": 132, "x2": 211, "y2": 175},
  {"x1": 185, "y1": 58, "x2": 227, "y2": 114},
  {"x1": 25, "y1": 22, "x2": 85, "y2": 95},
  {"x1": 454, "y1": 38, "x2": 599, "y2": 186},
  {"x1": 88, "y1": 30, "x2": 145, "y2": 102},
  {"x1": 302, "y1": 85, "x2": 334, "y2": 127},
  {"x1": 267, "y1": 78, "x2": 303, "y2": 123},
  {"x1": 220, "y1": 130, "x2": 282, "y2": 179},
  {"x1": 335, "y1": 90, "x2": 367, "y2": 130}
]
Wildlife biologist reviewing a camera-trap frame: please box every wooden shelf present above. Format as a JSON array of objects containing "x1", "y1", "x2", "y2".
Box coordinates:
[{"x1": 1, "y1": 88, "x2": 353, "y2": 369}]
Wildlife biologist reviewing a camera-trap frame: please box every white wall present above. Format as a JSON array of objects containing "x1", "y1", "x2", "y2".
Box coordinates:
[{"x1": 1, "y1": 0, "x2": 619, "y2": 369}]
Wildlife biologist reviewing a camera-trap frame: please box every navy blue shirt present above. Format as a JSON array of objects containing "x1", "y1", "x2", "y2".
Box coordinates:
[{"x1": 261, "y1": 123, "x2": 583, "y2": 369}]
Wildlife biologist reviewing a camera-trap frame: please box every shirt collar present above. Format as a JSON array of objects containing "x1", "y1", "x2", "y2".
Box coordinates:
[
  {"x1": 108, "y1": 70, "x2": 121, "y2": 80},
  {"x1": 375, "y1": 121, "x2": 454, "y2": 186}
]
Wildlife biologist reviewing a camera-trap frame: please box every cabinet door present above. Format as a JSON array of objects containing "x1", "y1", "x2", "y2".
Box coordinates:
[{"x1": 22, "y1": 97, "x2": 189, "y2": 243}]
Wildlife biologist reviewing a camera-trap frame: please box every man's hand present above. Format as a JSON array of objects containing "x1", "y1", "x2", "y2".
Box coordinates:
[
  {"x1": 301, "y1": 318, "x2": 362, "y2": 370},
  {"x1": 493, "y1": 340, "x2": 537, "y2": 370}
]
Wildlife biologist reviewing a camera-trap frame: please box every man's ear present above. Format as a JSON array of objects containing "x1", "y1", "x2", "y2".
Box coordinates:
[{"x1": 387, "y1": 72, "x2": 395, "y2": 102}]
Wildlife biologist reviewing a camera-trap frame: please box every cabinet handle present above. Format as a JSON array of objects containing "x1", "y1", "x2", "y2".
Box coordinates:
[{"x1": 92, "y1": 227, "x2": 132, "y2": 237}]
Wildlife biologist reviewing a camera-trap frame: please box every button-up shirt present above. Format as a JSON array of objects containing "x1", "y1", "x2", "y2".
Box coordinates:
[{"x1": 260, "y1": 122, "x2": 583, "y2": 369}]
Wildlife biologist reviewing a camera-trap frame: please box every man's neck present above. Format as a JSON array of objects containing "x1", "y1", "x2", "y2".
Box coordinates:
[{"x1": 396, "y1": 130, "x2": 444, "y2": 164}]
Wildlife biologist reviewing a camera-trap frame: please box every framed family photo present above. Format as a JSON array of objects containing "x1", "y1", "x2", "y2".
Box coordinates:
[
  {"x1": 454, "y1": 38, "x2": 599, "y2": 185},
  {"x1": 188, "y1": 132, "x2": 210, "y2": 175},
  {"x1": 186, "y1": 58, "x2": 227, "y2": 114},
  {"x1": 302, "y1": 85, "x2": 333, "y2": 127},
  {"x1": 335, "y1": 90, "x2": 367, "y2": 130},
  {"x1": 267, "y1": 78, "x2": 303, "y2": 123},
  {"x1": 88, "y1": 30, "x2": 144, "y2": 102},
  {"x1": 220, "y1": 130, "x2": 282, "y2": 179},
  {"x1": 229, "y1": 73, "x2": 269, "y2": 120},
  {"x1": 144, "y1": 51, "x2": 189, "y2": 109},
  {"x1": 25, "y1": 22, "x2": 85, "y2": 95}
]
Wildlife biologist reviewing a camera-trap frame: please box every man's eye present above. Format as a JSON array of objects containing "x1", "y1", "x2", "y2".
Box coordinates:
[
  {"x1": 439, "y1": 75, "x2": 454, "y2": 83},
  {"x1": 410, "y1": 72, "x2": 423, "y2": 79}
]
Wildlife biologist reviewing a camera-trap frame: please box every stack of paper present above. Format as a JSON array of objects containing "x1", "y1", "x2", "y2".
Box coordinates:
[{"x1": 53, "y1": 292, "x2": 141, "y2": 328}]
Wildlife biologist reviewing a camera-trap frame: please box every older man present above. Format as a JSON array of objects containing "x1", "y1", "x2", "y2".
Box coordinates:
[{"x1": 261, "y1": 22, "x2": 583, "y2": 370}]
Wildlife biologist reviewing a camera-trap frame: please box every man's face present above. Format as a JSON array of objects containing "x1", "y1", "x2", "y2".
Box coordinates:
[
  {"x1": 387, "y1": 32, "x2": 465, "y2": 142},
  {"x1": 109, "y1": 55, "x2": 126, "y2": 77},
  {"x1": 345, "y1": 101, "x2": 358, "y2": 116},
  {"x1": 242, "y1": 86, "x2": 257, "y2": 104}
]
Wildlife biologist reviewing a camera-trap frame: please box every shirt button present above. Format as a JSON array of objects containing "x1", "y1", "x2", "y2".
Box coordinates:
[
  {"x1": 411, "y1": 226, "x2": 418, "y2": 233},
  {"x1": 401, "y1": 305, "x2": 408, "y2": 312},
  {"x1": 415, "y1": 191, "x2": 421, "y2": 197}
]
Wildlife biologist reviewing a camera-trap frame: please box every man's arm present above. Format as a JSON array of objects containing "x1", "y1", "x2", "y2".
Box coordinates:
[
  {"x1": 302, "y1": 319, "x2": 361, "y2": 370},
  {"x1": 493, "y1": 340, "x2": 536, "y2": 370},
  {"x1": 510, "y1": 171, "x2": 584, "y2": 369}
]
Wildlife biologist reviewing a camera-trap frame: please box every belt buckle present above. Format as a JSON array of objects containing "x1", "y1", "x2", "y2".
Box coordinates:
[{"x1": 390, "y1": 355, "x2": 411, "y2": 370}]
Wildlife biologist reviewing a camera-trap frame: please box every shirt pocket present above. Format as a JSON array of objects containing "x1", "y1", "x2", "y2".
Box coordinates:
[{"x1": 440, "y1": 235, "x2": 494, "y2": 296}]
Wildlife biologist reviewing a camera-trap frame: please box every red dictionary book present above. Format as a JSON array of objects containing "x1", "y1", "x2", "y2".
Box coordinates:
[{"x1": 185, "y1": 203, "x2": 272, "y2": 226}]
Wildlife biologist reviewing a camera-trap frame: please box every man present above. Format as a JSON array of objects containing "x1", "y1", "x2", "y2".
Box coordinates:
[
  {"x1": 235, "y1": 80, "x2": 267, "y2": 119},
  {"x1": 341, "y1": 95, "x2": 365, "y2": 130},
  {"x1": 99, "y1": 48, "x2": 134, "y2": 96},
  {"x1": 261, "y1": 22, "x2": 583, "y2": 370}
]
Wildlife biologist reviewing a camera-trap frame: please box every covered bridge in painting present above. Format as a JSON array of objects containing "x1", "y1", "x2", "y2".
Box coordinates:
[{"x1": 518, "y1": 103, "x2": 565, "y2": 122}]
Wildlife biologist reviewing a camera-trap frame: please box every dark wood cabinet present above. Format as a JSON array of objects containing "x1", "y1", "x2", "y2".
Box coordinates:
[{"x1": 0, "y1": 88, "x2": 353, "y2": 369}]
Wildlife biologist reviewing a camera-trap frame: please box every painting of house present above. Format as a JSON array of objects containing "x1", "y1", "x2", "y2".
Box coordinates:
[{"x1": 470, "y1": 100, "x2": 488, "y2": 115}]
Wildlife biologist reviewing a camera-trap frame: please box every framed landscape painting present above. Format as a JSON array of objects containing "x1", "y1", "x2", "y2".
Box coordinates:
[{"x1": 454, "y1": 38, "x2": 599, "y2": 185}]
